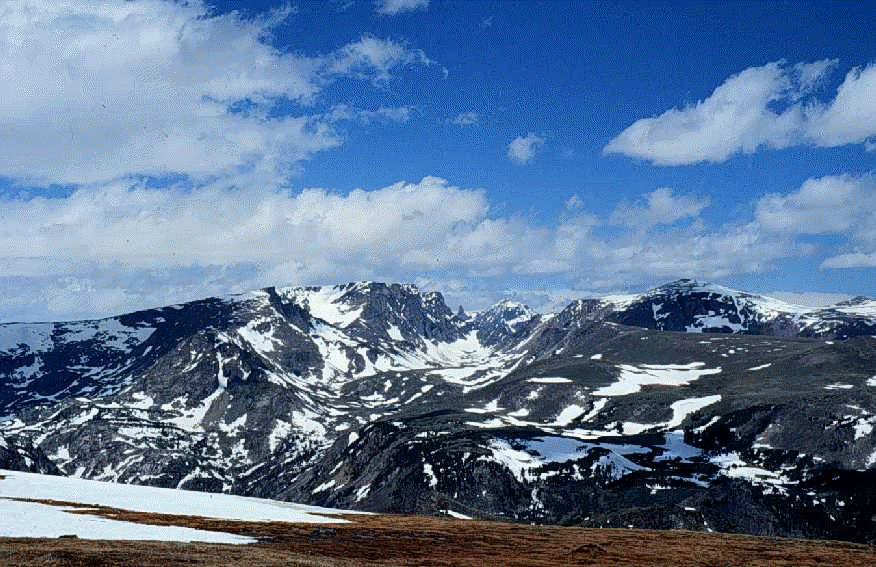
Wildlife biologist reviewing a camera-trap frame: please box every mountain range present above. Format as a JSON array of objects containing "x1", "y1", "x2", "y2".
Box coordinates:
[{"x1": 2, "y1": 278, "x2": 876, "y2": 543}]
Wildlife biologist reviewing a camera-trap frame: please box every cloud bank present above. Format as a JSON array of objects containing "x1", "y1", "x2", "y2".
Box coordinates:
[{"x1": 1, "y1": 172, "x2": 871, "y2": 321}]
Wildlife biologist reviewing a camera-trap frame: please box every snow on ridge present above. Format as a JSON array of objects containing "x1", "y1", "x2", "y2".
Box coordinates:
[
  {"x1": 281, "y1": 286, "x2": 365, "y2": 328},
  {"x1": 667, "y1": 395, "x2": 722, "y2": 428},
  {"x1": 0, "y1": 323, "x2": 54, "y2": 354},
  {"x1": 710, "y1": 453, "x2": 795, "y2": 491},
  {"x1": 685, "y1": 315, "x2": 744, "y2": 333},
  {"x1": 527, "y1": 376, "x2": 572, "y2": 384},
  {"x1": 442, "y1": 509, "x2": 472, "y2": 519},
  {"x1": 594, "y1": 362, "x2": 722, "y2": 396},
  {"x1": 594, "y1": 293, "x2": 638, "y2": 309},
  {"x1": 621, "y1": 395, "x2": 722, "y2": 435},
  {"x1": 0, "y1": 317, "x2": 155, "y2": 360},
  {"x1": 483, "y1": 437, "x2": 648, "y2": 483}
]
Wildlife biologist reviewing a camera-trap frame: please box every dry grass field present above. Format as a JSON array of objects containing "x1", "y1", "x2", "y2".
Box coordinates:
[{"x1": 1, "y1": 498, "x2": 875, "y2": 566}]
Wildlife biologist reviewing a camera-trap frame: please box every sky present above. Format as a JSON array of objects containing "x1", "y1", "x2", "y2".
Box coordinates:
[{"x1": 1, "y1": 0, "x2": 875, "y2": 321}]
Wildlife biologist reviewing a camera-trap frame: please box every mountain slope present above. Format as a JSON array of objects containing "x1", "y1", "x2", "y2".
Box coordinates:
[{"x1": 2, "y1": 279, "x2": 876, "y2": 543}]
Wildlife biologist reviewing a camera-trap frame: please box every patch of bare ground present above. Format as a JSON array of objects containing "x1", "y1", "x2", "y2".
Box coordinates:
[{"x1": 2, "y1": 499, "x2": 875, "y2": 566}]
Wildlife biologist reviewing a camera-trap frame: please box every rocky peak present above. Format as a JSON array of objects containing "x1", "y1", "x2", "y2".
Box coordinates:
[
  {"x1": 470, "y1": 299, "x2": 541, "y2": 348},
  {"x1": 275, "y1": 282, "x2": 460, "y2": 345}
]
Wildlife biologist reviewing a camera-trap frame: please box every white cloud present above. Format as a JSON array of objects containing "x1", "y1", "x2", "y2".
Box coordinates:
[
  {"x1": 0, "y1": 174, "x2": 785, "y2": 321},
  {"x1": 755, "y1": 174, "x2": 876, "y2": 236},
  {"x1": 0, "y1": 175, "x2": 549, "y2": 319},
  {"x1": 507, "y1": 133, "x2": 545, "y2": 164},
  {"x1": 451, "y1": 112, "x2": 480, "y2": 126},
  {"x1": 564, "y1": 194, "x2": 583, "y2": 210},
  {"x1": 806, "y1": 64, "x2": 876, "y2": 146},
  {"x1": 752, "y1": 173, "x2": 876, "y2": 270},
  {"x1": 605, "y1": 59, "x2": 876, "y2": 165},
  {"x1": 0, "y1": 1, "x2": 433, "y2": 186},
  {"x1": 325, "y1": 104, "x2": 416, "y2": 124},
  {"x1": 328, "y1": 35, "x2": 433, "y2": 85},
  {"x1": 0, "y1": 177, "x2": 491, "y2": 274},
  {"x1": 821, "y1": 252, "x2": 876, "y2": 269},
  {"x1": 373, "y1": 106, "x2": 416, "y2": 122},
  {"x1": 610, "y1": 188, "x2": 709, "y2": 229},
  {"x1": 375, "y1": 0, "x2": 429, "y2": 16}
]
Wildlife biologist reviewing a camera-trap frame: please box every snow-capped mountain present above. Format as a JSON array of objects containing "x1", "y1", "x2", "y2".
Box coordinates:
[
  {"x1": 468, "y1": 299, "x2": 542, "y2": 348},
  {"x1": 600, "y1": 278, "x2": 876, "y2": 337},
  {"x1": 2, "y1": 279, "x2": 876, "y2": 543}
]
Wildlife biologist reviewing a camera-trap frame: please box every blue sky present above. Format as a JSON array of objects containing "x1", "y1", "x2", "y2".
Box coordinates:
[{"x1": 0, "y1": 0, "x2": 875, "y2": 321}]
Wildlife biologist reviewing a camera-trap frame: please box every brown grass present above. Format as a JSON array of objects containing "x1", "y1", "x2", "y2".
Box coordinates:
[{"x1": 2, "y1": 498, "x2": 875, "y2": 566}]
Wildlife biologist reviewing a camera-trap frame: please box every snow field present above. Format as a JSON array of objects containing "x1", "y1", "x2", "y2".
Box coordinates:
[{"x1": 0, "y1": 470, "x2": 366, "y2": 543}]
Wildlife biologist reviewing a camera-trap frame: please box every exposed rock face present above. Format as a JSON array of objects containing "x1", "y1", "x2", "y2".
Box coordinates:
[
  {"x1": 0, "y1": 434, "x2": 61, "y2": 475},
  {"x1": 2, "y1": 279, "x2": 876, "y2": 542},
  {"x1": 469, "y1": 300, "x2": 542, "y2": 348}
]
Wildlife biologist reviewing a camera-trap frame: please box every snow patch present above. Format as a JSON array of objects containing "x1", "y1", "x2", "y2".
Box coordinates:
[
  {"x1": 594, "y1": 363, "x2": 722, "y2": 396},
  {"x1": 423, "y1": 463, "x2": 438, "y2": 487},
  {"x1": 0, "y1": 469, "x2": 363, "y2": 542},
  {"x1": 527, "y1": 377, "x2": 572, "y2": 384},
  {"x1": 442, "y1": 509, "x2": 472, "y2": 520}
]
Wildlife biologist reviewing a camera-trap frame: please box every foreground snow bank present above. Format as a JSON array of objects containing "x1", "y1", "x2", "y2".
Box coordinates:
[
  {"x1": 0, "y1": 470, "x2": 362, "y2": 543},
  {"x1": 0, "y1": 497, "x2": 257, "y2": 544}
]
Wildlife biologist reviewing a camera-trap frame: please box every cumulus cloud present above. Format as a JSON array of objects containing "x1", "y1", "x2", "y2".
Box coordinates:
[
  {"x1": 755, "y1": 173, "x2": 876, "y2": 236},
  {"x1": 605, "y1": 59, "x2": 876, "y2": 165},
  {"x1": 610, "y1": 188, "x2": 709, "y2": 229},
  {"x1": 0, "y1": 1, "x2": 433, "y2": 186},
  {"x1": 450, "y1": 112, "x2": 480, "y2": 126},
  {"x1": 507, "y1": 133, "x2": 545, "y2": 164},
  {"x1": 375, "y1": 0, "x2": 429, "y2": 16}
]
